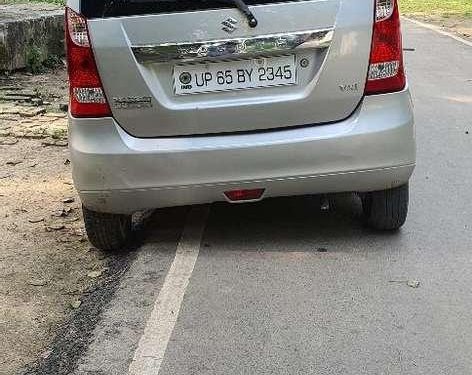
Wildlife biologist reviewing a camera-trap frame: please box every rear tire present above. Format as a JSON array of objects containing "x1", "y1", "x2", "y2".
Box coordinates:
[
  {"x1": 82, "y1": 206, "x2": 132, "y2": 251},
  {"x1": 362, "y1": 184, "x2": 409, "y2": 231}
]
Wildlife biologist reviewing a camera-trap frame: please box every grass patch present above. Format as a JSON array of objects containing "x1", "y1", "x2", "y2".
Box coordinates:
[{"x1": 399, "y1": 0, "x2": 472, "y2": 19}]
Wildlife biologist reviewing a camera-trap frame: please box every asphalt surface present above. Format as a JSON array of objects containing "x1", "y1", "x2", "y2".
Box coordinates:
[{"x1": 30, "y1": 21, "x2": 472, "y2": 375}]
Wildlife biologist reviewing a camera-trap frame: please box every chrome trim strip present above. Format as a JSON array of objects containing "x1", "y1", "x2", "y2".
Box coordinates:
[{"x1": 132, "y1": 28, "x2": 334, "y2": 63}]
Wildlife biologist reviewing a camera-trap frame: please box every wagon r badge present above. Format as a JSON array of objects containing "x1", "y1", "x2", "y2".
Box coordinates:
[{"x1": 113, "y1": 96, "x2": 152, "y2": 110}]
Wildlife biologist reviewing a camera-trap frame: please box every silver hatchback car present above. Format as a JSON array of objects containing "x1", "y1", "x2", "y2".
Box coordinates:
[{"x1": 66, "y1": 0, "x2": 415, "y2": 250}]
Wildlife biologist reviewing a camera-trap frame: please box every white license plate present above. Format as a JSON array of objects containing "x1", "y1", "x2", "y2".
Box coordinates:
[{"x1": 173, "y1": 55, "x2": 297, "y2": 95}]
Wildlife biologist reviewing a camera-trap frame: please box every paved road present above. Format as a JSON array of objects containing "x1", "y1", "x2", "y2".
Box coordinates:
[{"x1": 34, "y1": 21, "x2": 472, "y2": 375}]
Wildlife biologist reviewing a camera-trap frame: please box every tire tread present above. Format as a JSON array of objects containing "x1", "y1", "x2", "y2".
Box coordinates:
[
  {"x1": 363, "y1": 184, "x2": 409, "y2": 231},
  {"x1": 83, "y1": 206, "x2": 132, "y2": 251}
]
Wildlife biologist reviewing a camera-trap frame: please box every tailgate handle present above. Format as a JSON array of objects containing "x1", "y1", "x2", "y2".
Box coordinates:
[{"x1": 132, "y1": 28, "x2": 333, "y2": 64}]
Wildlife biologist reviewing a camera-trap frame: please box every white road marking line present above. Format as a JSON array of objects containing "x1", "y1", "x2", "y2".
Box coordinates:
[
  {"x1": 128, "y1": 205, "x2": 210, "y2": 375},
  {"x1": 403, "y1": 17, "x2": 472, "y2": 48}
]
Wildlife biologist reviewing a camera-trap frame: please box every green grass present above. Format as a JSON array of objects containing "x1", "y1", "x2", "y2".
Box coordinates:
[{"x1": 399, "y1": 0, "x2": 472, "y2": 18}]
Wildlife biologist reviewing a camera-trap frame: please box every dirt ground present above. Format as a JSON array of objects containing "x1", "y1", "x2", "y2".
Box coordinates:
[{"x1": 0, "y1": 67, "x2": 106, "y2": 375}]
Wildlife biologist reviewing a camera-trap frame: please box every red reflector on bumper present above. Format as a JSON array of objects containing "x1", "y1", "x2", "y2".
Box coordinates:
[{"x1": 224, "y1": 188, "x2": 265, "y2": 202}]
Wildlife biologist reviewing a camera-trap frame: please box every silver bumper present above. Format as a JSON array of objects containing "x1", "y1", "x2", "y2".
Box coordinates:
[{"x1": 69, "y1": 89, "x2": 415, "y2": 214}]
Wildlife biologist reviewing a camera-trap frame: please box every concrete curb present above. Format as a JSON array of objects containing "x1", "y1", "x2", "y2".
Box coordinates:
[{"x1": 0, "y1": 4, "x2": 64, "y2": 71}]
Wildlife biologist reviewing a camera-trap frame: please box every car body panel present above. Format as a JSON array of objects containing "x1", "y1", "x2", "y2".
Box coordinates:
[
  {"x1": 69, "y1": 88, "x2": 416, "y2": 214},
  {"x1": 85, "y1": 0, "x2": 374, "y2": 137}
]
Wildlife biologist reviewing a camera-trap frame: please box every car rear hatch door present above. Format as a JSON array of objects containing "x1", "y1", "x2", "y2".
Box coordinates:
[{"x1": 85, "y1": 0, "x2": 374, "y2": 137}]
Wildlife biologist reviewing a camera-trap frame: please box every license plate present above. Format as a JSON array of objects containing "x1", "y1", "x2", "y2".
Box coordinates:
[{"x1": 173, "y1": 55, "x2": 297, "y2": 95}]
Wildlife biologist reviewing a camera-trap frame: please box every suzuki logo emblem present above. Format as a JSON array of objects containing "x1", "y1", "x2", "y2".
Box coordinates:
[{"x1": 221, "y1": 17, "x2": 238, "y2": 33}]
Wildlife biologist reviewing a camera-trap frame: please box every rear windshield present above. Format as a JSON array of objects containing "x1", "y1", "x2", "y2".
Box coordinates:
[{"x1": 81, "y1": 0, "x2": 305, "y2": 18}]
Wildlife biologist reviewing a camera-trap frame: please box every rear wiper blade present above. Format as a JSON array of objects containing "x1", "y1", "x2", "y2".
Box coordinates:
[
  {"x1": 211, "y1": 0, "x2": 258, "y2": 28},
  {"x1": 105, "y1": 0, "x2": 258, "y2": 28}
]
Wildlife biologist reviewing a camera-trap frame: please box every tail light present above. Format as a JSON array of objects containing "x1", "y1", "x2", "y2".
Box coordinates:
[
  {"x1": 365, "y1": 0, "x2": 406, "y2": 95},
  {"x1": 65, "y1": 8, "x2": 111, "y2": 117}
]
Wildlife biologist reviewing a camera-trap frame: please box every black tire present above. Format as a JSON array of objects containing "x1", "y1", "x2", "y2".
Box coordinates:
[
  {"x1": 82, "y1": 206, "x2": 132, "y2": 251},
  {"x1": 362, "y1": 184, "x2": 409, "y2": 231}
]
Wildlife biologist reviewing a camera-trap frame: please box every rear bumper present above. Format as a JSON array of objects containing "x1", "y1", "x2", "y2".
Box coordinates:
[{"x1": 69, "y1": 88, "x2": 416, "y2": 214}]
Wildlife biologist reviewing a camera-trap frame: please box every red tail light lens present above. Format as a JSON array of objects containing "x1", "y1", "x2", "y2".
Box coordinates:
[
  {"x1": 365, "y1": 0, "x2": 406, "y2": 95},
  {"x1": 224, "y1": 188, "x2": 265, "y2": 202},
  {"x1": 65, "y1": 8, "x2": 111, "y2": 118}
]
